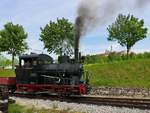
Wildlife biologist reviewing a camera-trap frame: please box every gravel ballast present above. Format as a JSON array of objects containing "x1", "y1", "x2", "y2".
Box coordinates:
[
  {"x1": 10, "y1": 97, "x2": 150, "y2": 113},
  {"x1": 89, "y1": 87, "x2": 150, "y2": 97}
]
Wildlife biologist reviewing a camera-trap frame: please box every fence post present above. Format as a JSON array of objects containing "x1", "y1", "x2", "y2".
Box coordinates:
[{"x1": 0, "y1": 86, "x2": 9, "y2": 113}]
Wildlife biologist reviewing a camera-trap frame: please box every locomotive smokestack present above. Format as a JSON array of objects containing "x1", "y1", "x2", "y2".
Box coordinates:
[{"x1": 74, "y1": 17, "x2": 83, "y2": 62}]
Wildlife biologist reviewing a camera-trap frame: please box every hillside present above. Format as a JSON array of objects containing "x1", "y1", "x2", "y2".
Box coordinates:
[
  {"x1": 85, "y1": 59, "x2": 150, "y2": 88},
  {"x1": 0, "y1": 69, "x2": 15, "y2": 77}
]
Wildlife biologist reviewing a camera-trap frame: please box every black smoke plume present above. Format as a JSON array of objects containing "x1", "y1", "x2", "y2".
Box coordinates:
[{"x1": 74, "y1": 0, "x2": 150, "y2": 58}]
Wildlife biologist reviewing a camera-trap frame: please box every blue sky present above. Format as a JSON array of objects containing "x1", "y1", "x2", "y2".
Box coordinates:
[{"x1": 0, "y1": 0, "x2": 150, "y2": 58}]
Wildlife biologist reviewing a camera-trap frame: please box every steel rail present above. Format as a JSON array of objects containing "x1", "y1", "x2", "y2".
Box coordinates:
[
  {"x1": 66, "y1": 95, "x2": 150, "y2": 109},
  {"x1": 10, "y1": 94, "x2": 150, "y2": 109}
]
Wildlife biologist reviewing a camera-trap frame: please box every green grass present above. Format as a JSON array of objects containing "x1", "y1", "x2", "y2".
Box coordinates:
[
  {"x1": 0, "y1": 69, "x2": 15, "y2": 77},
  {"x1": 85, "y1": 59, "x2": 150, "y2": 88},
  {"x1": 8, "y1": 104, "x2": 25, "y2": 113},
  {"x1": 8, "y1": 104, "x2": 83, "y2": 113}
]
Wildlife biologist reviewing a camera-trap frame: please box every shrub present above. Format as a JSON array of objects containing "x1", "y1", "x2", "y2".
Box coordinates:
[{"x1": 83, "y1": 52, "x2": 150, "y2": 64}]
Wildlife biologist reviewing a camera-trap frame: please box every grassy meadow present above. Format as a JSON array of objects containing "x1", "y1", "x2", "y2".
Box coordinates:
[
  {"x1": 85, "y1": 59, "x2": 150, "y2": 88},
  {"x1": 0, "y1": 69, "x2": 15, "y2": 77}
]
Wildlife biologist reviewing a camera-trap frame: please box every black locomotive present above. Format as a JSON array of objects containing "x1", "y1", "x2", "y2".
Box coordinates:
[{"x1": 14, "y1": 53, "x2": 89, "y2": 95}]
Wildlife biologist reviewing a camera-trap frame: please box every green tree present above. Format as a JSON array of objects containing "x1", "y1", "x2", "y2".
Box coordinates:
[
  {"x1": 0, "y1": 22, "x2": 28, "y2": 69},
  {"x1": 40, "y1": 18, "x2": 74, "y2": 56},
  {"x1": 107, "y1": 14, "x2": 148, "y2": 58}
]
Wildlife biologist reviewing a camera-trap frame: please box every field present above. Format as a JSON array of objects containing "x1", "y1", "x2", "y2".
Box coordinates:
[
  {"x1": 0, "y1": 69, "x2": 15, "y2": 77},
  {"x1": 85, "y1": 59, "x2": 150, "y2": 88}
]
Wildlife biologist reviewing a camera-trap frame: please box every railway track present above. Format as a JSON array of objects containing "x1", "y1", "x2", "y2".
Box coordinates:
[
  {"x1": 10, "y1": 93, "x2": 150, "y2": 109},
  {"x1": 67, "y1": 96, "x2": 150, "y2": 109}
]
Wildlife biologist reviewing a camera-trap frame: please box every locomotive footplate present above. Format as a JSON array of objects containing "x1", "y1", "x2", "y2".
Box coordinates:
[{"x1": 16, "y1": 84, "x2": 87, "y2": 95}]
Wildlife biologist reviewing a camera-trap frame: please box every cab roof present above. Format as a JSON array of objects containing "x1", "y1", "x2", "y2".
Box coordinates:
[{"x1": 19, "y1": 53, "x2": 53, "y2": 61}]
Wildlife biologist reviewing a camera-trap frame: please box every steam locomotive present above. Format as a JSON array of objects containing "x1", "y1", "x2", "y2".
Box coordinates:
[
  {"x1": 0, "y1": 53, "x2": 89, "y2": 95},
  {"x1": 0, "y1": 18, "x2": 89, "y2": 95}
]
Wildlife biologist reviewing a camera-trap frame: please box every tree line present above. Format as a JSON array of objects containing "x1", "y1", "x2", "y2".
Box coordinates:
[{"x1": 0, "y1": 14, "x2": 148, "y2": 69}]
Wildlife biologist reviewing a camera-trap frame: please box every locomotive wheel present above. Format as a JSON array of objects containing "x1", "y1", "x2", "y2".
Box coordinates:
[{"x1": 9, "y1": 86, "x2": 16, "y2": 94}]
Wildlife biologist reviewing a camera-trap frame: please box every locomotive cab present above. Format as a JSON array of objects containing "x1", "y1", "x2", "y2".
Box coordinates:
[
  {"x1": 18, "y1": 53, "x2": 53, "y2": 67},
  {"x1": 15, "y1": 53, "x2": 53, "y2": 84}
]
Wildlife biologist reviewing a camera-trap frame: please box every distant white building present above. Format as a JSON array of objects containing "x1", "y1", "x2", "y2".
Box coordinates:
[{"x1": 4, "y1": 65, "x2": 12, "y2": 69}]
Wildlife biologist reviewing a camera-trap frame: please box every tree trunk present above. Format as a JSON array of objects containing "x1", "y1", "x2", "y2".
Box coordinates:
[
  {"x1": 60, "y1": 48, "x2": 63, "y2": 56},
  {"x1": 126, "y1": 47, "x2": 130, "y2": 59},
  {"x1": 12, "y1": 54, "x2": 15, "y2": 70}
]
